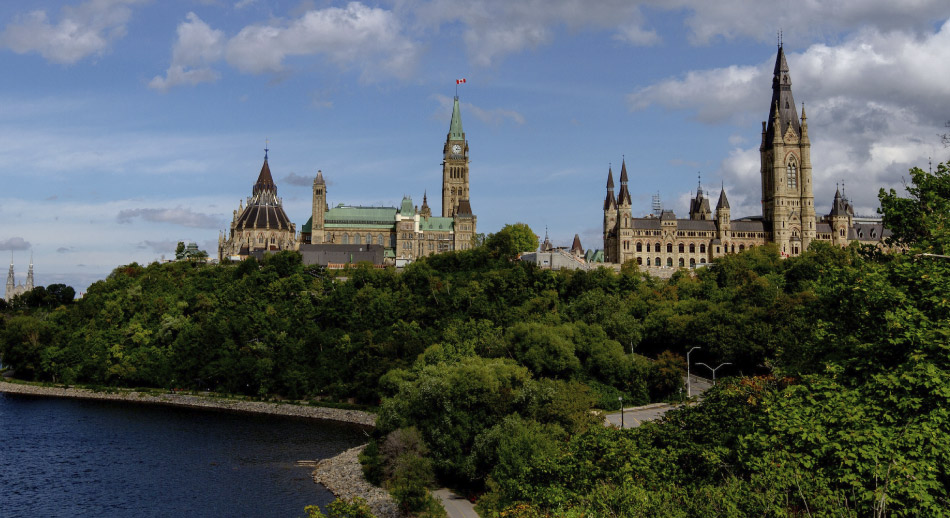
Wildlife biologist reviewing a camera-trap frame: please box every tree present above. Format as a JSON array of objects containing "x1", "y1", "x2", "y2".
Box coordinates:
[
  {"x1": 175, "y1": 241, "x2": 186, "y2": 259},
  {"x1": 878, "y1": 162, "x2": 950, "y2": 254},
  {"x1": 486, "y1": 223, "x2": 538, "y2": 258}
]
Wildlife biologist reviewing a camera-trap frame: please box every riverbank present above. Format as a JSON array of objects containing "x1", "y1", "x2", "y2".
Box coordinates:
[
  {"x1": 312, "y1": 445, "x2": 404, "y2": 518},
  {"x1": 0, "y1": 379, "x2": 377, "y2": 427}
]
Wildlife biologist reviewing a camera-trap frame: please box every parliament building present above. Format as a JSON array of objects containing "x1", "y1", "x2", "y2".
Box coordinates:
[
  {"x1": 603, "y1": 45, "x2": 889, "y2": 267},
  {"x1": 219, "y1": 97, "x2": 476, "y2": 263}
]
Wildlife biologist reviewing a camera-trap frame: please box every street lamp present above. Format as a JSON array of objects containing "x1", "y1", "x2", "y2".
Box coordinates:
[
  {"x1": 618, "y1": 396, "x2": 624, "y2": 429},
  {"x1": 687, "y1": 347, "x2": 701, "y2": 397},
  {"x1": 695, "y1": 362, "x2": 732, "y2": 385}
]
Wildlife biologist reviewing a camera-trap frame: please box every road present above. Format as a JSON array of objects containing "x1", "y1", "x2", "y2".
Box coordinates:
[
  {"x1": 434, "y1": 488, "x2": 479, "y2": 518},
  {"x1": 605, "y1": 374, "x2": 715, "y2": 429}
]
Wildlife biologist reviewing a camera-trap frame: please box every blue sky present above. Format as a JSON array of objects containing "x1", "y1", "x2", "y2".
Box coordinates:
[{"x1": 2, "y1": 0, "x2": 950, "y2": 294}]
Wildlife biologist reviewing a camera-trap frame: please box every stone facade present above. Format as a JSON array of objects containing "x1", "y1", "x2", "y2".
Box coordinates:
[
  {"x1": 5, "y1": 255, "x2": 34, "y2": 302},
  {"x1": 602, "y1": 45, "x2": 889, "y2": 267},
  {"x1": 300, "y1": 96, "x2": 477, "y2": 262},
  {"x1": 219, "y1": 151, "x2": 298, "y2": 261}
]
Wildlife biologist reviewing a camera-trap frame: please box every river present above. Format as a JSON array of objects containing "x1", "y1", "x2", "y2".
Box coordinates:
[{"x1": 0, "y1": 392, "x2": 368, "y2": 518}]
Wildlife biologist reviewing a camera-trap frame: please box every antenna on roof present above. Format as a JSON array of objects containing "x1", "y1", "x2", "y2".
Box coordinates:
[
  {"x1": 778, "y1": 29, "x2": 783, "y2": 48},
  {"x1": 697, "y1": 171, "x2": 702, "y2": 195},
  {"x1": 264, "y1": 138, "x2": 269, "y2": 160}
]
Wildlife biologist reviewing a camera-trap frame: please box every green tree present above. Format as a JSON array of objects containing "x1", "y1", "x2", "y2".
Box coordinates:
[
  {"x1": 878, "y1": 162, "x2": 950, "y2": 254},
  {"x1": 485, "y1": 223, "x2": 538, "y2": 258}
]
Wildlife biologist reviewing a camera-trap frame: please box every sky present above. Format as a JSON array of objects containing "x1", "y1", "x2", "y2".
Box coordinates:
[{"x1": 2, "y1": 0, "x2": 950, "y2": 294}]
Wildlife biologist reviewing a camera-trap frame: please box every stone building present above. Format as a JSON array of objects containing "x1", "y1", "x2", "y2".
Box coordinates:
[
  {"x1": 299, "y1": 96, "x2": 477, "y2": 262},
  {"x1": 218, "y1": 150, "x2": 298, "y2": 261},
  {"x1": 5, "y1": 254, "x2": 34, "y2": 302},
  {"x1": 602, "y1": 44, "x2": 889, "y2": 267}
]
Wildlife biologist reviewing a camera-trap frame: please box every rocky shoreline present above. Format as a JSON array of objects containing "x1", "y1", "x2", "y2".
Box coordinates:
[
  {"x1": 0, "y1": 379, "x2": 376, "y2": 426},
  {"x1": 312, "y1": 445, "x2": 404, "y2": 518}
]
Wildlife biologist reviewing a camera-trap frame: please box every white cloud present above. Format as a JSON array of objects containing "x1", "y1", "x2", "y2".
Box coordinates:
[
  {"x1": 149, "y1": 12, "x2": 224, "y2": 91},
  {"x1": 234, "y1": 0, "x2": 258, "y2": 9},
  {"x1": 225, "y1": 2, "x2": 419, "y2": 81},
  {"x1": 1, "y1": 0, "x2": 146, "y2": 64},
  {"x1": 117, "y1": 207, "x2": 225, "y2": 228},
  {"x1": 628, "y1": 20, "x2": 950, "y2": 216}
]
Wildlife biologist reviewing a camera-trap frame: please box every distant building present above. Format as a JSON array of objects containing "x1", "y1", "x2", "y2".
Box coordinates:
[
  {"x1": 602, "y1": 44, "x2": 889, "y2": 267},
  {"x1": 219, "y1": 149, "x2": 298, "y2": 261},
  {"x1": 5, "y1": 254, "x2": 34, "y2": 302},
  {"x1": 300, "y1": 96, "x2": 477, "y2": 263},
  {"x1": 524, "y1": 231, "x2": 597, "y2": 270}
]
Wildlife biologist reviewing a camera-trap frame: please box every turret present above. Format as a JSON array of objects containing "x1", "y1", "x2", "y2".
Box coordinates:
[
  {"x1": 716, "y1": 187, "x2": 731, "y2": 239},
  {"x1": 443, "y1": 96, "x2": 470, "y2": 217},
  {"x1": 26, "y1": 253, "x2": 33, "y2": 291},
  {"x1": 311, "y1": 170, "x2": 326, "y2": 244},
  {"x1": 5, "y1": 255, "x2": 14, "y2": 302}
]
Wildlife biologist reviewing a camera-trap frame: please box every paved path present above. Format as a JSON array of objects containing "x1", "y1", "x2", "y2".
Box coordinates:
[
  {"x1": 605, "y1": 375, "x2": 715, "y2": 429},
  {"x1": 434, "y1": 488, "x2": 479, "y2": 518}
]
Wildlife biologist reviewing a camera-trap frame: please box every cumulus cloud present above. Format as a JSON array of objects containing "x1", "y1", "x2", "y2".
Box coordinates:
[
  {"x1": 149, "y1": 12, "x2": 225, "y2": 91},
  {"x1": 629, "y1": 20, "x2": 950, "y2": 217},
  {"x1": 1, "y1": 0, "x2": 146, "y2": 64},
  {"x1": 0, "y1": 237, "x2": 31, "y2": 251},
  {"x1": 117, "y1": 208, "x2": 223, "y2": 228},
  {"x1": 225, "y1": 3, "x2": 419, "y2": 80}
]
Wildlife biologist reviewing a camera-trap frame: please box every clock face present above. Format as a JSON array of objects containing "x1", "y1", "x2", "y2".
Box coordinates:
[{"x1": 452, "y1": 144, "x2": 462, "y2": 154}]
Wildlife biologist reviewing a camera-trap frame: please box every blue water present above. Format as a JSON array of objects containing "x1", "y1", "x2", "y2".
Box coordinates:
[{"x1": 0, "y1": 393, "x2": 369, "y2": 518}]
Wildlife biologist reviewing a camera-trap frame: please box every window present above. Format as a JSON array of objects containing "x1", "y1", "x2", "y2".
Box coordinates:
[
  {"x1": 787, "y1": 160, "x2": 798, "y2": 188},
  {"x1": 678, "y1": 243, "x2": 685, "y2": 253},
  {"x1": 355, "y1": 234, "x2": 362, "y2": 245},
  {"x1": 739, "y1": 244, "x2": 745, "y2": 251},
  {"x1": 667, "y1": 243, "x2": 673, "y2": 253},
  {"x1": 637, "y1": 257, "x2": 642, "y2": 265},
  {"x1": 645, "y1": 243, "x2": 651, "y2": 252},
  {"x1": 667, "y1": 257, "x2": 673, "y2": 267},
  {"x1": 689, "y1": 243, "x2": 695, "y2": 253},
  {"x1": 690, "y1": 258, "x2": 696, "y2": 267},
  {"x1": 636, "y1": 242, "x2": 642, "y2": 252},
  {"x1": 656, "y1": 257, "x2": 661, "y2": 266},
  {"x1": 731, "y1": 244, "x2": 736, "y2": 253},
  {"x1": 342, "y1": 233, "x2": 349, "y2": 244},
  {"x1": 678, "y1": 258, "x2": 684, "y2": 267},
  {"x1": 655, "y1": 242, "x2": 661, "y2": 252},
  {"x1": 700, "y1": 244, "x2": 706, "y2": 253},
  {"x1": 646, "y1": 258, "x2": 651, "y2": 266}
]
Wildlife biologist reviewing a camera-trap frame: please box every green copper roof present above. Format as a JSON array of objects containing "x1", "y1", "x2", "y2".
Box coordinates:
[
  {"x1": 400, "y1": 197, "x2": 415, "y2": 216},
  {"x1": 326, "y1": 205, "x2": 398, "y2": 224},
  {"x1": 448, "y1": 96, "x2": 464, "y2": 140},
  {"x1": 419, "y1": 217, "x2": 455, "y2": 231},
  {"x1": 301, "y1": 216, "x2": 312, "y2": 233}
]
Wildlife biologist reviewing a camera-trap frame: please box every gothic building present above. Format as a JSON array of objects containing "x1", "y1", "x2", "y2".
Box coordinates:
[
  {"x1": 218, "y1": 150, "x2": 298, "y2": 261},
  {"x1": 602, "y1": 44, "x2": 889, "y2": 267},
  {"x1": 5, "y1": 255, "x2": 34, "y2": 302},
  {"x1": 299, "y1": 96, "x2": 477, "y2": 261}
]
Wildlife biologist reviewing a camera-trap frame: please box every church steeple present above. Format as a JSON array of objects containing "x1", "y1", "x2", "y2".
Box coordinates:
[
  {"x1": 448, "y1": 96, "x2": 464, "y2": 141},
  {"x1": 443, "y1": 95, "x2": 470, "y2": 217},
  {"x1": 765, "y1": 45, "x2": 801, "y2": 145},
  {"x1": 617, "y1": 159, "x2": 632, "y2": 207},
  {"x1": 604, "y1": 166, "x2": 617, "y2": 210}
]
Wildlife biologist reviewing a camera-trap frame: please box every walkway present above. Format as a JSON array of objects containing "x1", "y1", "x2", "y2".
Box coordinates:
[
  {"x1": 434, "y1": 488, "x2": 479, "y2": 518},
  {"x1": 605, "y1": 374, "x2": 714, "y2": 429}
]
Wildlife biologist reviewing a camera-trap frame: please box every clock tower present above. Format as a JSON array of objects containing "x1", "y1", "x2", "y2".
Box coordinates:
[{"x1": 442, "y1": 96, "x2": 470, "y2": 217}]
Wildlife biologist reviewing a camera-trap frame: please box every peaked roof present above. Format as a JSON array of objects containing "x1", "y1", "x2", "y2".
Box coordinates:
[
  {"x1": 456, "y1": 199, "x2": 474, "y2": 216},
  {"x1": 765, "y1": 45, "x2": 801, "y2": 146},
  {"x1": 604, "y1": 167, "x2": 617, "y2": 210},
  {"x1": 253, "y1": 156, "x2": 277, "y2": 196},
  {"x1": 314, "y1": 170, "x2": 325, "y2": 185},
  {"x1": 571, "y1": 234, "x2": 583, "y2": 254},
  {"x1": 617, "y1": 160, "x2": 632, "y2": 206},
  {"x1": 716, "y1": 188, "x2": 730, "y2": 210},
  {"x1": 448, "y1": 96, "x2": 464, "y2": 140}
]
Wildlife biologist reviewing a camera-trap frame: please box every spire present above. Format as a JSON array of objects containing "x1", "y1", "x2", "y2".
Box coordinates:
[
  {"x1": 604, "y1": 166, "x2": 617, "y2": 210},
  {"x1": 314, "y1": 169, "x2": 325, "y2": 185},
  {"x1": 765, "y1": 44, "x2": 801, "y2": 145},
  {"x1": 448, "y1": 96, "x2": 464, "y2": 141},
  {"x1": 26, "y1": 251, "x2": 33, "y2": 290},
  {"x1": 617, "y1": 158, "x2": 632, "y2": 206},
  {"x1": 571, "y1": 234, "x2": 584, "y2": 255},
  {"x1": 716, "y1": 187, "x2": 730, "y2": 210},
  {"x1": 253, "y1": 151, "x2": 277, "y2": 197}
]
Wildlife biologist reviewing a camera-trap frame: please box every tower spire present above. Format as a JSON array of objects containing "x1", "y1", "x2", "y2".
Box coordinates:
[{"x1": 448, "y1": 96, "x2": 464, "y2": 140}]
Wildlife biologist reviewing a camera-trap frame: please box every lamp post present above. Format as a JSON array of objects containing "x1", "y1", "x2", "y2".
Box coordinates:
[
  {"x1": 687, "y1": 347, "x2": 701, "y2": 397},
  {"x1": 695, "y1": 362, "x2": 732, "y2": 385},
  {"x1": 618, "y1": 396, "x2": 624, "y2": 429}
]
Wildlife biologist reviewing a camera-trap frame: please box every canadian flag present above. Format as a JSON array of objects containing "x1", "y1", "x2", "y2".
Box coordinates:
[{"x1": 456, "y1": 78, "x2": 466, "y2": 84}]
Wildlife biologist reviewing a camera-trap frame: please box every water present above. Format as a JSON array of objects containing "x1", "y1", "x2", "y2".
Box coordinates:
[{"x1": 0, "y1": 393, "x2": 369, "y2": 518}]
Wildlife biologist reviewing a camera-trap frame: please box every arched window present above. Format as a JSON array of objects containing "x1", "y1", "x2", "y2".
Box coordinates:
[
  {"x1": 656, "y1": 257, "x2": 661, "y2": 266},
  {"x1": 700, "y1": 244, "x2": 706, "y2": 253},
  {"x1": 690, "y1": 258, "x2": 696, "y2": 267},
  {"x1": 655, "y1": 242, "x2": 661, "y2": 252},
  {"x1": 678, "y1": 258, "x2": 684, "y2": 267},
  {"x1": 700, "y1": 258, "x2": 706, "y2": 264},
  {"x1": 731, "y1": 244, "x2": 736, "y2": 253},
  {"x1": 258, "y1": 233, "x2": 265, "y2": 244},
  {"x1": 355, "y1": 234, "x2": 362, "y2": 245},
  {"x1": 678, "y1": 243, "x2": 684, "y2": 253},
  {"x1": 739, "y1": 244, "x2": 745, "y2": 251},
  {"x1": 689, "y1": 243, "x2": 695, "y2": 253},
  {"x1": 645, "y1": 243, "x2": 651, "y2": 252},
  {"x1": 667, "y1": 243, "x2": 673, "y2": 253},
  {"x1": 786, "y1": 159, "x2": 798, "y2": 188},
  {"x1": 667, "y1": 257, "x2": 673, "y2": 267},
  {"x1": 636, "y1": 242, "x2": 642, "y2": 252},
  {"x1": 646, "y1": 258, "x2": 651, "y2": 266},
  {"x1": 637, "y1": 257, "x2": 642, "y2": 265},
  {"x1": 378, "y1": 234, "x2": 384, "y2": 245}
]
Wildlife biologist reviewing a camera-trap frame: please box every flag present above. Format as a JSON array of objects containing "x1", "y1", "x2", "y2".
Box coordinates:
[{"x1": 456, "y1": 78, "x2": 466, "y2": 84}]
